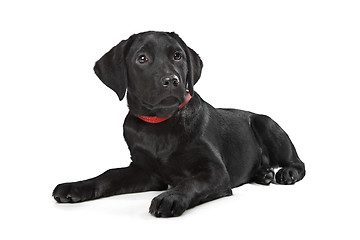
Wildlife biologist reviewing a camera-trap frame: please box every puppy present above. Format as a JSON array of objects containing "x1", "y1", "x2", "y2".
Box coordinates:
[{"x1": 53, "y1": 31, "x2": 305, "y2": 217}]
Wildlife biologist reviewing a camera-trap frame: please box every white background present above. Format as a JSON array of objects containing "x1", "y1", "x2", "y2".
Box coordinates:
[{"x1": 1, "y1": 0, "x2": 359, "y2": 239}]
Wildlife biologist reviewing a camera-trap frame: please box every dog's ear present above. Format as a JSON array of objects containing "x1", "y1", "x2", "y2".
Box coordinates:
[
  {"x1": 169, "y1": 32, "x2": 203, "y2": 96},
  {"x1": 186, "y1": 46, "x2": 203, "y2": 95},
  {"x1": 94, "y1": 39, "x2": 131, "y2": 101}
]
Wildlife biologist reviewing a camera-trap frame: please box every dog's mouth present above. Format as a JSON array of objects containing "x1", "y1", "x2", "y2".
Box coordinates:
[
  {"x1": 158, "y1": 96, "x2": 180, "y2": 106},
  {"x1": 142, "y1": 96, "x2": 181, "y2": 110}
]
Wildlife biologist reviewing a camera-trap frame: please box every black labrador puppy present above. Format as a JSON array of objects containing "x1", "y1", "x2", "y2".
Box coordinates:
[{"x1": 53, "y1": 31, "x2": 305, "y2": 217}]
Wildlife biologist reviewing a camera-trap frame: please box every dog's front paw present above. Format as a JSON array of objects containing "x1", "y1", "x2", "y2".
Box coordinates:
[
  {"x1": 53, "y1": 182, "x2": 93, "y2": 203},
  {"x1": 149, "y1": 191, "x2": 189, "y2": 217}
]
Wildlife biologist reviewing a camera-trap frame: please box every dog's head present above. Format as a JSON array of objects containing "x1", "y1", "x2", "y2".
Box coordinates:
[{"x1": 94, "y1": 31, "x2": 203, "y2": 118}]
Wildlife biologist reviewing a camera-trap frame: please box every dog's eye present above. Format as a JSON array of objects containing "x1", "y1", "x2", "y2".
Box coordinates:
[
  {"x1": 137, "y1": 55, "x2": 148, "y2": 64},
  {"x1": 174, "y1": 52, "x2": 182, "y2": 61}
]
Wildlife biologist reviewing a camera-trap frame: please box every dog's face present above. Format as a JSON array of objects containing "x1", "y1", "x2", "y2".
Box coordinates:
[{"x1": 94, "y1": 31, "x2": 203, "y2": 117}]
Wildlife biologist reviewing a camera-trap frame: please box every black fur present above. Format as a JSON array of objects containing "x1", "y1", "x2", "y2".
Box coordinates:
[{"x1": 53, "y1": 31, "x2": 305, "y2": 217}]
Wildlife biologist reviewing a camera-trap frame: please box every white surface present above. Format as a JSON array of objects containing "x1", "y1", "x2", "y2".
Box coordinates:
[{"x1": 1, "y1": 0, "x2": 359, "y2": 239}]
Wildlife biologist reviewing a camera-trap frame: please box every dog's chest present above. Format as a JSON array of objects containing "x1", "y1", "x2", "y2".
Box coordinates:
[
  {"x1": 123, "y1": 121, "x2": 196, "y2": 183},
  {"x1": 124, "y1": 123, "x2": 181, "y2": 161}
]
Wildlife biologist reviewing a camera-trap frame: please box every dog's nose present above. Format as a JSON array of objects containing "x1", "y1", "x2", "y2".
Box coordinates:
[{"x1": 160, "y1": 75, "x2": 180, "y2": 88}]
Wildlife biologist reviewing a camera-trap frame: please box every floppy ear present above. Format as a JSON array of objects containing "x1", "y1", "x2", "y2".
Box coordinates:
[
  {"x1": 186, "y1": 46, "x2": 203, "y2": 95},
  {"x1": 169, "y1": 32, "x2": 203, "y2": 96},
  {"x1": 93, "y1": 39, "x2": 130, "y2": 101}
]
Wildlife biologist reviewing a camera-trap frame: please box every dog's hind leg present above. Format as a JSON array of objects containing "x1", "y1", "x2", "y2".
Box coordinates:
[{"x1": 251, "y1": 115, "x2": 305, "y2": 185}]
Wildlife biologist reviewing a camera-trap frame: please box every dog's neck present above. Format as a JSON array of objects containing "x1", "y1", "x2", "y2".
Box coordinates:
[{"x1": 127, "y1": 93, "x2": 192, "y2": 124}]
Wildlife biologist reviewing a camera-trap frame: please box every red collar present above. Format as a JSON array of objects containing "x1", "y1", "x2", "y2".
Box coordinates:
[{"x1": 137, "y1": 93, "x2": 192, "y2": 123}]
